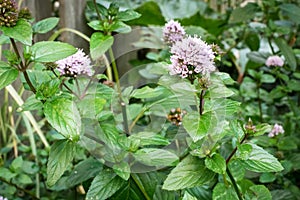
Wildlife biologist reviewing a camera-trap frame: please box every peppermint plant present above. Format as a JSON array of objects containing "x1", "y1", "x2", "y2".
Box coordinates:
[{"x1": 0, "y1": 0, "x2": 285, "y2": 199}]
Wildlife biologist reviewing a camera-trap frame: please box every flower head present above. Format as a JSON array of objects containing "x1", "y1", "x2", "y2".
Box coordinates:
[
  {"x1": 0, "y1": 0, "x2": 18, "y2": 27},
  {"x1": 265, "y1": 55, "x2": 284, "y2": 67},
  {"x1": 169, "y1": 35, "x2": 215, "y2": 79},
  {"x1": 55, "y1": 49, "x2": 93, "y2": 77},
  {"x1": 0, "y1": 195, "x2": 8, "y2": 200},
  {"x1": 268, "y1": 123, "x2": 284, "y2": 137},
  {"x1": 163, "y1": 20, "x2": 185, "y2": 45}
]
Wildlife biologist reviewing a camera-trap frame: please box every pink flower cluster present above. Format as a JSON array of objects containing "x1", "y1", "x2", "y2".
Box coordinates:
[
  {"x1": 169, "y1": 35, "x2": 216, "y2": 78},
  {"x1": 56, "y1": 49, "x2": 93, "y2": 77},
  {"x1": 265, "y1": 55, "x2": 284, "y2": 67},
  {"x1": 268, "y1": 123, "x2": 284, "y2": 137},
  {"x1": 163, "y1": 20, "x2": 186, "y2": 45},
  {"x1": 163, "y1": 20, "x2": 216, "y2": 79}
]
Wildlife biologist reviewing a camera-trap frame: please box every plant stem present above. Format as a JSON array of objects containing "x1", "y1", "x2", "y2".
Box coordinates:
[
  {"x1": 199, "y1": 89, "x2": 206, "y2": 115},
  {"x1": 257, "y1": 83, "x2": 263, "y2": 122},
  {"x1": 0, "y1": 177, "x2": 40, "y2": 199},
  {"x1": 10, "y1": 38, "x2": 37, "y2": 93},
  {"x1": 108, "y1": 47, "x2": 120, "y2": 93},
  {"x1": 226, "y1": 168, "x2": 243, "y2": 200},
  {"x1": 93, "y1": 0, "x2": 102, "y2": 21},
  {"x1": 48, "y1": 27, "x2": 91, "y2": 42},
  {"x1": 226, "y1": 134, "x2": 248, "y2": 164}
]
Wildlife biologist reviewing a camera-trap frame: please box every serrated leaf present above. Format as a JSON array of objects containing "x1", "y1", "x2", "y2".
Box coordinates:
[
  {"x1": 44, "y1": 98, "x2": 81, "y2": 140},
  {"x1": 86, "y1": 169, "x2": 126, "y2": 199},
  {"x1": 0, "y1": 61, "x2": 18, "y2": 90},
  {"x1": 32, "y1": 17, "x2": 59, "y2": 34},
  {"x1": 259, "y1": 172, "x2": 276, "y2": 183},
  {"x1": 253, "y1": 123, "x2": 272, "y2": 136},
  {"x1": 31, "y1": 41, "x2": 77, "y2": 62},
  {"x1": 205, "y1": 153, "x2": 226, "y2": 174},
  {"x1": 90, "y1": 32, "x2": 114, "y2": 60},
  {"x1": 240, "y1": 143, "x2": 284, "y2": 172},
  {"x1": 274, "y1": 37, "x2": 297, "y2": 71},
  {"x1": 66, "y1": 157, "x2": 103, "y2": 187},
  {"x1": 261, "y1": 74, "x2": 276, "y2": 83},
  {"x1": 134, "y1": 148, "x2": 179, "y2": 167},
  {"x1": 46, "y1": 140, "x2": 76, "y2": 187},
  {"x1": 162, "y1": 155, "x2": 215, "y2": 190},
  {"x1": 183, "y1": 111, "x2": 217, "y2": 142},
  {"x1": 0, "y1": 19, "x2": 32, "y2": 45},
  {"x1": 15, "y1": 174, "x2": 32, "y2": 185},
  {"x1": 237, "y1": 143, "x2": 253, "y2": 160},
  {"x1": 212, "y1": 183, "x2": 239, "y2": 200}
]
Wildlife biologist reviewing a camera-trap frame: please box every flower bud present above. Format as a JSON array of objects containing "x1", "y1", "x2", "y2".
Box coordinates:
[{"x1": 0, "y1": 0, "x2": 18, "y2": 27}]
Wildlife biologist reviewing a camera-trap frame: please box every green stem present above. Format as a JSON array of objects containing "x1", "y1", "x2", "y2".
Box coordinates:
[
  {"x1": 226, "y1": 168, "x2": 243, "y2": 200},
  {"x1": 257, "y1": 82, "x2": 263, "y2": 122},
  {"x1": 48, "y1": 28, "x2": 90, "y2": 42},
  {"x1": 93, "y1": 0, "x2": 102, "y2": 21},
  {"x1": 108, "y1": 47, "x2": 120, "y2": 93}
]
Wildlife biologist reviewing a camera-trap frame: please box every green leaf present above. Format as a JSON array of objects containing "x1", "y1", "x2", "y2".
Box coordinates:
[
  {"x1": 259, "y1": 172, "x2": 276, "y2": 183},
  {"x1": 66, "y1": 157, "x2": 103, "y2": 187},
  {"x1": 20, "y1": 95, "x2": 43, "y2": 111},
  {"x1": 274, "y1": 38, "x2": 297, "y2": 71},
  {"x1": 134, "y1": 148, "x2": 179, "y2": 167},
  {"x1": 131, "y1": 86, "x2": 164, "y2": 99},
  {"x1": 87, "y1": 20, "x2": 103, "y2": 31},
  {"x1": 212, "y1": 183, "x2": 239, "y2": 200},
  {"x1": 245, "y1": 31, "x2": 260, "y2": 51},
  {"x1": 186, "y1": 186, "x2": 212, "y2": 200},
  {"x1": 162, "y1": 155, "x2": 215, "y2": 190},
  {"x1": 128, "y1": 1, "x2": 165, "y2": 26},
  {"x1": 113, "y1": 162, "x2": 130, "y2": 181},
  {"x1": 46, "y1": 140, "x2": 76, "y2": 187},
  {"x1": 280, "y1": 3, "x2": 300, "y2": 25},
  {"x1": 205, "y1": 153, "x2": 226, "y2": 174},
  {"x1": 86, "y1": 169, "x2": 126, "y2": 199},
  {"x1": 129, "y1": 132, "x2": 170, "y2": 146},
  {"x1": 44, "y1": 98, "x2": 81, "y2": 140},
  {"x1": 10, "y1": 156, "x2": 23, "y2": 172},
  {"x1": 240, "y1": 143, "x2": 284, "y2": 172},
  {"x1": 117, "y1": 9, "x2": 141, "y2": 21},
  {"x1": 0, "y1": 19, "x2": 32, "y2": 45},
  {"x1": 32, "y1": 17, "x2": 59, "y2": 34},
  {"x1": 229, "y1": 3, "x2": 259, "y2": 24},
  {"x1": 111, "y1": 21, "x2": 131, "y2": 33},
  {"x1": 183, "y1": 111, "x2": 217, "y2": 142},
  {"x1": 0, "y1": 61, "x2": 18, "y2": 90},
  {"x1": 277, "y1": 137, "x2": 298, "y2": 150},
  {"x1": 247, "y1": 51, "x2": 268, "y2": 64},
  {"x1": 246, "y1": 185, "x2": 272, "y2": 200},
  {"x1": 237, "y1": 143, "x2": 253, "y2": 160},
  {"x1": 253, "y1": 123, "x2": 272, "y2": 136},
  {"x1": 153, "y1": 186, "x2": 177, "y2": 200},
  {"x1": 90, "y1": 32, "x2": 114, "y2": 60},
  {"x1": 36, "y1": 79, "x2": 61, "y2": 100},
  {"x1": 287, "y1": 79, "x2": 300, "y2": 91},
  {"x1": 15, "y1": 174, "x2": 32, "y2": 185},
  {"x1": 0, "y1": 167, "x2": 16, "y2": 181},
  {"x1": 31, "y1": 41, "x2": 77, "y2": 62},
  {"x1": 261, "y1": 74, "x2": 276, "y2": 83}
]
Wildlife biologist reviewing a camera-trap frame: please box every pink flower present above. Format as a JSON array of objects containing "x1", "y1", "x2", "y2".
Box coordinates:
[
  {"x1": 56, "y1": 49, "x2": 93, "y2": 77},
  {"x1": 169, "y1": 35, "x2": 215, "y2": 78},
  {"x1": 265, "y1": 55, "x2": 284, "y2": 67},
  {"x1": 163, "y1": 20, "x2": 185, "y2": 45},
  {"x1": 268, "y1": 123, "x2": 284, "y2": 137}
]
